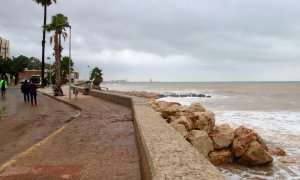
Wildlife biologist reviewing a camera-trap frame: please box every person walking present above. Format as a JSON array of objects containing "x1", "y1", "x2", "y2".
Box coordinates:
[
  {"x1": 21, "y1": 80, "x2": 30, "y2": 102},
  {"x1": 0, "y1": 79, "x2": 8, "y2": 97},
  {"x1": 29, "y1": 81, "x2": 38, "y2": 106}
]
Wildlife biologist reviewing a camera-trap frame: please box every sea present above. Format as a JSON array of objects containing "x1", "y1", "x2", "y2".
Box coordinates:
[{"x1": 102, "y1": 81, "x2": 300, "y2": 180}]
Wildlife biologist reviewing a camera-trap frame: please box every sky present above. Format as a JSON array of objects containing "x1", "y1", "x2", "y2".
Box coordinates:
[{"x1": 1, "y1": 0, "x2": 300, "y2": 82}]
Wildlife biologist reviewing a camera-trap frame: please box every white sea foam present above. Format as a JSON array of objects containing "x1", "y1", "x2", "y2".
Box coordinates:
[
  {"x1": 215, "y1": 111, "x2": 300, "y2": 136},
  {"x1": 159, "y1": 95, "x2": 230, "y2": 105},
  {"x1": 160, "y1": 98, "x2": 300, "y2": 179}
]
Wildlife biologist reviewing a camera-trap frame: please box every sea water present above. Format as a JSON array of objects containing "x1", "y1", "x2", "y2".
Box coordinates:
[{"x1": 102, "y1": 82, "x2": 300, "y2": 179}]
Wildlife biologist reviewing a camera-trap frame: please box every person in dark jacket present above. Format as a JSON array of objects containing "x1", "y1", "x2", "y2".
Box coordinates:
[
  {"x1": 29, "y1": 81, "x2": 38, "y2": 106},
  {"x1": 21, "y1": 80, "x2": 30, "y2": 102}
]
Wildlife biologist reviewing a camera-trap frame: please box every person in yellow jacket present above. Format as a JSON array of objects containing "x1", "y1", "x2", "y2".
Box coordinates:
[{"x1": 0, "y1": 79, "x2": 8, "y2": 97}]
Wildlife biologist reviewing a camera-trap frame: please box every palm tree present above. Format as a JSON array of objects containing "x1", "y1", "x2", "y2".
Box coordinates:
[
  {"x1": 44, "y1": 13, "x2": 69, "y2": 96},
  {"x1": 33, "y1": 0, "x2": 56, "y2": 87},
  {"x1": 90, "y1": 67, "x2": 103, "y2": 89}
]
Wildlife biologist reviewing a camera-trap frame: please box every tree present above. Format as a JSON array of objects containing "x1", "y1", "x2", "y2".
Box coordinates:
[
  {"x1": 0, "y1": 57, "x2": 10, "y2": 79},
  {"x1": 0, "y1": 38, "x2": 2, "y2": 57},
  {"x1": 7, "y1": 56, "x2": 29, "y2": 85},
  {"x1": 33, "y1": 0, "x2": 57, "y2": 86},
  {"x1": 44, "y1": 13, "x2": 69, "y2": 96},
  {"x1": 26, "y1": 57, "x2": 42, "y2": 70},
  {"x1": 90, "y1": 67, "x2": 103, "y2": 88},
  {"x1": 61, "y1": 56, "x2": 73, "y2": 83}
]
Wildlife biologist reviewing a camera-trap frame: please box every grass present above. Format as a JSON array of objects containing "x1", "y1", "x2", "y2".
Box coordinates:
[{"x1": 0, "y1": 107, "x2": 6, "y2": 120}]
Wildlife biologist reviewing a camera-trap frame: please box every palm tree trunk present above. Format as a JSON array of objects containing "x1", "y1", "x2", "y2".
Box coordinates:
[
  {"x1": 4, "y1": 42, "x2": 7, "y2": 58},
  {"x1": 41, "y1": 5, "x2": 47, "y2": 87},
  {"x1": 14, "y1": 73, "x2": 19, "y2": 85},
  {"x1": 53, "y1": 33, "x2": 63, "y2": 96},
  {"x1": 57, "y1": 34, "x2": 63, "y2": 94},
  {"x1": 0, "y1": 37, "x2": 2, "y2": 56}
]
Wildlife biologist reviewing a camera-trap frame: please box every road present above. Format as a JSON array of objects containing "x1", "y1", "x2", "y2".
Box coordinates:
[{"x1": 0, "y1": 87, "x2": 78, "y2": 164}]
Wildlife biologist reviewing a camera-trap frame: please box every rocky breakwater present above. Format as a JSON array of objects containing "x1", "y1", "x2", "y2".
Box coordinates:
[
  {"x1": 148, "y1": 99, "x2": 283, "y2": 167},
  {"x1": 110, "y1": 90, "x2": 211, "y2": 99}
]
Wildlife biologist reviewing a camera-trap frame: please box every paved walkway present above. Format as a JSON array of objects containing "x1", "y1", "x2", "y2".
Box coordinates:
[{"x1": 0, "y1": 86, "x2": 141, "y2": 179}]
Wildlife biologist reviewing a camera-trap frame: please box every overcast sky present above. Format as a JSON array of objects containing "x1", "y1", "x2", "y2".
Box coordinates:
[{"x1": 1, "y1": 0, "x2": 300, "y2": 82}]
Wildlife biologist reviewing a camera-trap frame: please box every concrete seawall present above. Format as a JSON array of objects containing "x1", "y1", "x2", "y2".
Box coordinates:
[{"x1": 75, "y1": 86, "x2": 224, "y2": 180}]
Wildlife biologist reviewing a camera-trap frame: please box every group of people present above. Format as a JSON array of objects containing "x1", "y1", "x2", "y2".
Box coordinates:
[
  {"x1": 0, "y1": 77, "x2": 38, "y2": 106},
  {"x1": 21, "y1": 80, "x2": 38, "y2": 106},
  {"x1": 0, "y1": 78, "x2": 8, "y2": 97}
]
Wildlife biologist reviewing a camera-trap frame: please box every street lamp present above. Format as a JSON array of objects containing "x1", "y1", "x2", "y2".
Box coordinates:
[
  {"x1": 67, "y1": 25, "x2": 72, "y2": 99},
  {"x1": 47, "y1": 57, "x2": 51, "y2": 85},
  {"x1": 88, "y1": 66, "x2": 90, "y2": 80}
]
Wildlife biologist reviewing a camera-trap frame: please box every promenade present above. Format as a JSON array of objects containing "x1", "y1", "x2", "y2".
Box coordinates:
[{"x1": 0, "y1": 86, "x2": 141, "y2": 179}]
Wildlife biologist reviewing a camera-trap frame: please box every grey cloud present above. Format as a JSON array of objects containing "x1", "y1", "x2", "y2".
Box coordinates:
[{"x1": 1, "y1": 0, "x2": 300, "y2": 81}]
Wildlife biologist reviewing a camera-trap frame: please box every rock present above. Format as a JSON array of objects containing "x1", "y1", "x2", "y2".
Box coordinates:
[
  {"x1": 209, "y1": 149, "x2": 234, "y2": 165},
  {"x1": 188, "y1": 103, "x2": 206, "y2": 112},
  {"x1": 178, "y1": 105, "x2": 190, "y2": 116},
  {"x1": 187, "y1": 110, "x2": 215, "y2": 131},
  {"x1": 112, "y1": 90, "x2": 163, "y2": 99},
  {"x1": 173, "y1": 116, "x2": 193, "y2": 131},
  {"x1": 156, "y1": 101, "x2": 169, "y2": 111},
  {"x1": 232, "y1": 137, "x2": 250, "y2": 158},
  {"x1": 269, "y1": 147, "x2": 286, "y2": 156},
  {"x1": 159, "y1": 103, "x2": 181, "y2": 121},
  {"x1": 167, "y1": 102, "x2": 181, "y2": 106},
  {"x1": 209, "y1": 124, "x2": 234, "y2": 149},
  {"x1": 233, "y1": 126, "x2": 268, "y2": 157},
  {"x1": 279, "y1": 157, "x2": 296, "y2": 164},
  {"x1": 92, "y1": 85, "x2": 100, "y2": 90},
  {"x1": 170, "y1": 123, "x2": 188, "y2": 137},
  {"x1": 169, "y1": 116, "x2": 177, "y2": 124},
  {"x1": 238, "y1": 140, "x2": 273, "y2": 166},
  {"x1": 187, "y1": 130, "x2": 214, "y2": 156}
]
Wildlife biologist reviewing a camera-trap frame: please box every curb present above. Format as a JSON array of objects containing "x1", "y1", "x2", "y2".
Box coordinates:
[{"x1": 40, "y1": 92, "x2": 82, "y2": 112}]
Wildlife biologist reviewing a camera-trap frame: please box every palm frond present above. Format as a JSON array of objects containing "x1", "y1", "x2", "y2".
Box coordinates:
[{"x1": 33, "y1": 0, "x2": 56, "y2": 6}]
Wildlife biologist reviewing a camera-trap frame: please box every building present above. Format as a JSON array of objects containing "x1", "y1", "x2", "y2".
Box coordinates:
[
  {"x1": 19, "y1": 69, "x2": 44, "y2": 83},
  {"x1": 19, "y1": 69, "x2": 80, "y2": 85},
  {"x1": 0, "y1": 37, "x2": 10, "y2": 83},
  {"x1": 0, "y1": 37, "x2": 10, "y2": 58},
  {"x1": 70, "y1": 68, "x2": 80, "y2": 83}
]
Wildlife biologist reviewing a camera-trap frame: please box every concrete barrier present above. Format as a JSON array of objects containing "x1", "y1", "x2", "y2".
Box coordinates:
[{"x1": 73, "y1": 86, "x2": 224, "y2": 180}]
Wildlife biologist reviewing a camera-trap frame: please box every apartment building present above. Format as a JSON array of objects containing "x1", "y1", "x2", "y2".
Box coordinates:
[{"x1": 0, "y1": 37, "x2": 10, "y2": 58}]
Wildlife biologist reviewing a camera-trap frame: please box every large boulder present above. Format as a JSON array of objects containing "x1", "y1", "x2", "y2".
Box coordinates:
[
  {"x1": 153, "y1": 101, "x2": 169, "y2": 112},
  {"x1": 170, "y1": 123, "x2": 188, "y2": 137},
  {"x1": 187, "y1": 130, "x2": 214, "y2": 156},
  {"x1": 238, "y1": 140, "x2": 273, "y2": 166},
  {"x1": 159, "y1": 103, "x2": 181, "y2": 122},
  {"x1": 209, "y1": 124, "x2": 234, "y2": 149},
  {"x1": 269, "y1": 147, "x2": 286, "y2": 156},
  {"x1": 172, "y1": 116, "x2": 193, "y2": 131},
  {"x1": 233, "y1": 126, "x2": 268, "y2": 157},
  {"x1": 209, "y1": 149, "x2": 234, "y2": 165},
  {"x1": 188, "y1": 103, "x2": 206, "y2": 113},
  {"x1": 187, "y1": 110, "x2": 215, "y2": 131},
  {"x1": 148, "y1": 99, "x2": 159, "y2": 110},
  {"x1": 177, "y1": 105, "x2": 190, "y2": 116}
]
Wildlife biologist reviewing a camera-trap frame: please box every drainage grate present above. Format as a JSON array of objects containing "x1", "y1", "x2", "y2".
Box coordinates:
[{"x1": 0, "y1": 164, "x2": 84, "y2": 179}]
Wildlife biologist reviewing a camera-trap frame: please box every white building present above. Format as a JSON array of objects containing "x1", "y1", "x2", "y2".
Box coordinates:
[{"x1": 0, "y1": 37, "x2": 10, "y2": 58}]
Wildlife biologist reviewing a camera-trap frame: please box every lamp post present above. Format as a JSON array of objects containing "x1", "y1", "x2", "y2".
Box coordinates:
[
  {"x1": 67, "y1": 25, "x2": 72, "y2": 99},
  {"x1": 88, "y1": 66, "x2": 90, "y2": 80},
  {"x1": 47, "y1": 57, "x2": 51, "y2": 85}
]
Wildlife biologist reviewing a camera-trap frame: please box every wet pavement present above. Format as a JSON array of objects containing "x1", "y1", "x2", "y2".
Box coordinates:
[{"x1": 0, "y1": 86, "x2": 141, "y2": 179}]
